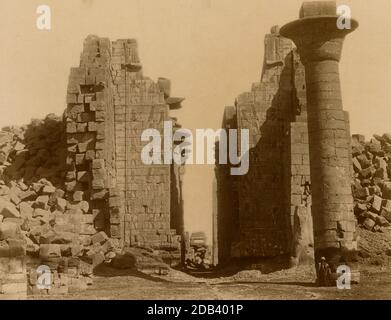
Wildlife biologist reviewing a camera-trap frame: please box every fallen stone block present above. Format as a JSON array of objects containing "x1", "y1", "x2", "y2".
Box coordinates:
[
  {"x1": 39, "y1": 244, "x2": 62, "y2": 259},
  {"x1": 25, "y1": 237, "x2": 39, "y2": 255},
  {"x1": 42, "y1": 185, "x2": 56, "y2": 194},
  {"x1": 372, "y1": 195, "x2": 383, "y2": 212},
  {"x1": 73, "y1": 191, "x2": 83, "y2": 202},
  {"x1": 354, "y1": 203, "x2": 367, "y2": 215},
  {"x1": 56, "y1": 198, "x2": 67, "y2": 212},
  {"x1": 376, "y1": 215, "x2": 391, "y2": 227},
  {"x1": 31, "y1": 183, "x2": 44, "y2": 194},
  {"x1": 34, "y1": 195, "x2": 49, "y2": 209},
  {"x1": 382, "y1": 182, "x2": 391, "y2": 199},
  {"x1": 360, "y1": 166, "x2": 375, "y2": 179},
  {"x1": 352, "y1": 158, "x2": 362, "y2": 172},
  {"x1": 92, "y1": 252, "x2": 105, "y2": 267},
  {"x1": 0, "y1": 221, "x2": 21, "y2": 241},
  {"x1": 51, "y1": 232, "x2": 78, "y2": 245},
  {"x1": 19, "y1": 190, "x2": 37, "y2": 201},
  {"x1": 91, "y1": 231, "x2": 108, "y2": 245},
  {"x1": 19, "y1": 202, "x2": 33, "y2": 219},
  {"x1": 353, "y1": 187, "x2": 369, "y2": 199},
  {"x1": 356, "y1": 154, "x2": 371, "y2": 169},
  {"x1": 10, "y1": 193, "x2": 21, "y2": 206},
  {"x1": 381, "y1": 208, "x2": 391, "y2": 223},
  {"x1": 363, "y1": 218, "x2": 375, "y2": 230},
  {"x1": 39, "y1": 230, "x2": 57, "y2": 244},
  {"x1": 33, "y1": 208, "x2": 50, "y2": 220},
  {"x1": 364, "y1": 211, "x2": 378, "y2": 221},
  {"x1": 0, "y1": 199, "x2": 20, "y2": 218}
]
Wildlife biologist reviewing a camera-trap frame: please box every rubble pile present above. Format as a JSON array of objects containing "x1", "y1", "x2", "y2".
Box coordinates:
[
  {"x1": 352, "y1": 134, "x2": 391, "y2": 233},
  {"x1": 0, "y1": 114, "x2": 66, "y2": 186},
  {"x1": 0, "y1": 115, "x2": 122, "y2": 296},
  {"x1": 0, "y1": 176, "x2": 120, "y2": 295}
]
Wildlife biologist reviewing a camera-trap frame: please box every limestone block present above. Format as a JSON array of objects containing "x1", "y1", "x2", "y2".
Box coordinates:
[{"x1": 0, "y1": 199, "x2": 20, "y2": 219}]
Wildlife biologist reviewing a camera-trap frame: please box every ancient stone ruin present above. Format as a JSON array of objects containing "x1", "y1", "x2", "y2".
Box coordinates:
[
  {"x1": 65, "y1": 36, "x2": 184, "y2": 252},
  {"x1": 215, "y1": 1, "x2": 359, "y2": 282},
  {"x1": 0, "y1": 36, "x2": 185, "y2": 297},
  {"x1": 1, "y1": 0, "x2": 386, "y2": 297},
  {"x1": 215, "y1": 25, "x2": 312, "y2": 266}
]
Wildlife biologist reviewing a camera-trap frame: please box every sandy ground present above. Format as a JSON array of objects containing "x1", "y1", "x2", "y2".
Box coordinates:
[
  {"x1": 26, "y1": 264, "x2": 391, "y2": 300},
  {"x1": 24, "y1": 228, "x2": 391, "y2": 300}
]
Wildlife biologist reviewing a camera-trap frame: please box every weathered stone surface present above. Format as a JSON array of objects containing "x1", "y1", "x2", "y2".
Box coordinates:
[
  {"x1": 91, "y1": 231, "x2": 108, "y2": 245},
  {"x1": 372, "y1": 195, "x2": 383, "y2": 212},
  {"x1": 19, "y1": 202, "x2": 33, "y2": 219},
  {"x1": 34, "y1": 195, "x2": 49, "y2": 209},
  {"x1": 280, "y1": 1, "x2": 358, "y2": 277},
  {"x1": 363, "y1": 218, "x2": 376, "y2": 230},
  {"x1": 0, "y1": 199, "x2": 20, "y2": 218},
  {"x1": 39, "y1": 244, "x2": 61, "y2": 259},
  {"x1": 0, "y1": 222, "x2": 22, "y2": 241}
]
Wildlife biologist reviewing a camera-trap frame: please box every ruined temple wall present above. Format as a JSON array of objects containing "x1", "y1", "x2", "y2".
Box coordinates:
[
  {"x1": 64, "y1": 36, "x2": 181, "y2": 251},
  {"x1": 111, "y1": 39, "x2": 178, "y2": 250},
  {"x1": 65, "y1": 35, "x2": 116, "y2": 239},
  {"x1": 216, "y1": 28, "x2": 317, "y2": 261},
  {"x1": 215, "y1": 106, "x2": 238, "y2": 263},
  {"x1": 230, "y1": 29, "x2": 295, "y2": 258},
  {"x1": 286, "y1": 51, "x2": 314, "y2": 264}
]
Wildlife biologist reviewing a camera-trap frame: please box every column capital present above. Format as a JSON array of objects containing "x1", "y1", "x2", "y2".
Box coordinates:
[{"x1": 280, "y1": 2, "x2": 358, "y2": 63}]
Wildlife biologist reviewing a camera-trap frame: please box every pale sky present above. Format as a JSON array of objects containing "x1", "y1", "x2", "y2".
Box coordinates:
[{"x1": 0, "y1": 0, "x2": 390, "y2": 241}]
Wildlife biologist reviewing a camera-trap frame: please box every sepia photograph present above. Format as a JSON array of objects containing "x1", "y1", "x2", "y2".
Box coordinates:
[{"x1": 0, "y1": 0, "x2": 390, "y2": 310}]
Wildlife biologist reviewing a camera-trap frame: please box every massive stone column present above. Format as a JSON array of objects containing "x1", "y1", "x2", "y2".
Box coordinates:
[{"x1": 280, "y1": 1, "x2": 359, "y2": 278}]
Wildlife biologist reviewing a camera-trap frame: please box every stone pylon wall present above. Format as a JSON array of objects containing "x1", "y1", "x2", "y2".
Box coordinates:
[
  {"x1": 286, "y1": 51, "x2": 314, "y2": 265},
  {"x1": 216, "y1": 5, "x2": 357, "y2": 264},
  {"x1": 65, "y1": 35, "x2": 118, "y2": 241},
  {"x1": 217, "y1": 27, "x2": 316, "y2": 261},
  {"x1": 65, "y1": 35, "x2": 182, "y2": 252},
  {"x1": 230, "y1": 28, "x2": 297, "y2": 258}
]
